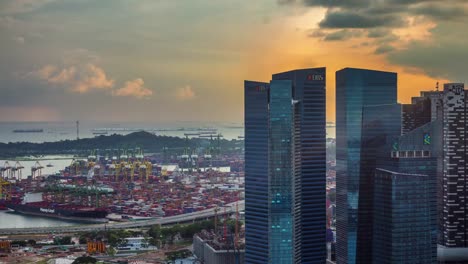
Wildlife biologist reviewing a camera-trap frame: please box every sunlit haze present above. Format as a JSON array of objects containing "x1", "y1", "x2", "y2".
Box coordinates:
[{"x1": 1, "y1": 0, "x2": 467, "y2": 123}]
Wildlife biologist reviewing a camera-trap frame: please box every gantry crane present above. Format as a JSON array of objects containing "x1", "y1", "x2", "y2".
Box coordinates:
[
  {"x1": 11, "y1": 161, "x2": 24, "y2": 181},
  {"x1": 31, "y1": 161, "x2": 44, "y2": 179},
  {"x1": 0, "y1": 161, "x2": 12, "y2": 179},
  {"x1": 139, "y1": 160, "x2": 152, "y2": 182}
]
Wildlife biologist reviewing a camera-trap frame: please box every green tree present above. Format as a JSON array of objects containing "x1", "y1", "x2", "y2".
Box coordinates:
[{"x1": 72, "y1": 256, "x2": 97, "y2": 264}]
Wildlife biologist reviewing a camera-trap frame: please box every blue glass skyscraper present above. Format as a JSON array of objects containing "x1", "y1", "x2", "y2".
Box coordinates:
[
  {"x1": 373, "y1": 169, "x2": 435, "y2": 264},
  {"x1": 244, "y1": 80, "x2": 270, "y2": 264},
  {"x1": 335, "y1": 68, "x2": 399, "y2": 264},
  {"x1": 245, "y1": 68, "x2": 326, "y2": 264}
]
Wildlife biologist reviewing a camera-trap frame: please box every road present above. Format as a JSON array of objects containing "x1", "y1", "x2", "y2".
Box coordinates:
[{"x1": 0, "y1": 201, "x2": 244, "y2": 235}]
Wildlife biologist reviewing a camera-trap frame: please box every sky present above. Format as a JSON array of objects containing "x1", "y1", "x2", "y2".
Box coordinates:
[{"x1": 0, "y1": 0, "x2": 467, "y2": 123}]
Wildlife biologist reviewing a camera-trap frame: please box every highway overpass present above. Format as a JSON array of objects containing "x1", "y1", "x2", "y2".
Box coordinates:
[{"x1": 0, "y1": 201, "x2": 244, "y2": 235}]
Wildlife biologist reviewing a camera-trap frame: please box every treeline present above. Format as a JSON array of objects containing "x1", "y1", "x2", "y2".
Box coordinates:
[{"x1": 0, "y1": 131, "x2": 242, "y2": 158}]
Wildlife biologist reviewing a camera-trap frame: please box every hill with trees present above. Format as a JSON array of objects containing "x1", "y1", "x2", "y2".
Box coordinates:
[{"x1": 0, "y1": 131, "x2": 242, "y2": 158}]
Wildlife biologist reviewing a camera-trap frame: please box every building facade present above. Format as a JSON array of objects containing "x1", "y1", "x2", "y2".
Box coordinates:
[
  {"x1": 245, "y1": 68, "x2": 326, "y2": 264},
  {"x1": 381, "y1": 83, "x2": 468, "y2": 262},
  {"x1": 244, "y1": 80, "x2": 270, "y2": 264},
  {"x1": 335, "y1": 68, "x2": 399, "y2": 264},
  {"x1": 441, "y1": 83, "x2": 467, "y2": 248},
  {"x1": 376, "y1": 121, "x2": 440, "y2": 263},
  {"x1": 372, "y1": 169, "x2": 435, "y2": 264}
]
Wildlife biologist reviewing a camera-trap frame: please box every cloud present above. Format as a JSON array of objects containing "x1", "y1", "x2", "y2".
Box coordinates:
[
  {"x1": 375, "y1": 44, "x2": 396, "y2": 54},
  {"x1": 176, "y1": 85, "x2": 196, "y2": 101},
  {"x1": 388, "y1": 22, "x2": 468, "y2": 81},
  {"x1": 112, "y1": 78, "x2": 153, "y2": 99},
  {"x1": 318, "y1": 10, "x2": 406, "y2": 29},
  {"x1": 32, "y1": 63, "x2": 114, "y2": 93},
  {"x1": 323, "y1": 29, "x2": 363, "y2": 41},
  {"x1": 280, "y1": 0, "x2": 468, "y2": 81},
  {"x1": 409, "y1": 3, "x2": 468, "y2": 19},
  {"x1": 283, "y1": 0, "x2": 468, "y2": 30},
  {"x1": 307, "y1": 29, "x2": 326, "y2": 38},
  {"x1": 367, "y1": 28, "x2": 391, "y2": 38}
]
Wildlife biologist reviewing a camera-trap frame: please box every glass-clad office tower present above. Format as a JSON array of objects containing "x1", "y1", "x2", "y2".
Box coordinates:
[
  {"x1": 373, "y1": 169, "x2": 435, "y2": 264},
  {"x1": 244, "y1": 80, "x2": 270, "y2": 263},
  {"x1": 375, "y1": 120, "x2": 440, "y2": 263},
  {"x1": 245, "y1": 68, "x2": 326, "y2": 264},
  {"x1": 335, "y1": 68, "x2": 399, "y2": 264}
]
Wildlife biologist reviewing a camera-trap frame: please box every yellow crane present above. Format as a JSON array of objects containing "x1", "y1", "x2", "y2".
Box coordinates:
[
  {"x1": 139, "y1": 161, "x2": 152, "y2": 182},
  {"x1": 0, "y1": 178, "x2": 11, "y2": 200}
]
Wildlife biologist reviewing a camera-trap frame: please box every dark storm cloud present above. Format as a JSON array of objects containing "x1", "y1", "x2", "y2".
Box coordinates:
[
  {"x1": 410, "y1": 3, "x2": 468, "y2": 20},
  {"x1": 318, "y1": 11, "x2": 405, "y2": 28},
  {"x1": 302, "y1": 0, "x2": 371, "y2": 8},
  {"x1": 281, "y1": 0, "x2": 468, "y2": 29}
]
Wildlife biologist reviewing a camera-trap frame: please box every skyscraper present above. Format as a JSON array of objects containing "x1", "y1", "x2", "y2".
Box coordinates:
[
  {"x1": 373, "y1": 169, "x2": 435, "y2": 264},
  {"x1": 441, "y1": 83, "x2": 467, "y2": 249},
  {"x1": 391, "y1": 84, "x2": 468, "y2": 262},
  {"x1": 244, "y1": 68, "x2": 326, "y2": 264},
  {"x1": 335, "y1": 68, "x2": 399, "y2": 264},
  {"x1": 375, "y1": 120, "x2": 440, "y2": 263},
  {"x1": 244, "y1": 80, "x2": 270, "y2": 264}
]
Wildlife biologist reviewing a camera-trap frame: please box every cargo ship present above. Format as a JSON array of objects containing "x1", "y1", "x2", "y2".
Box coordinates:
[
  {"x1": 12, "y1": 129, "x2": 44, "y2": 133},
  {"x1": 6, "y1": 193, "x2": 108, "y2": 223}
]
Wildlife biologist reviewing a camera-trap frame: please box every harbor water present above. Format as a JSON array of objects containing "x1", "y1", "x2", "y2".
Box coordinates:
[{"x1": 0, "y1": 210, "x2": 80, "y2": 228}]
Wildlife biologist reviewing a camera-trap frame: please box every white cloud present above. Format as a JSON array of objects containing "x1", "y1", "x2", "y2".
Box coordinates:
[
  {"x1": 32, "y1": 63, "x2": 114, "y2": 93},
  {"x1": 112, "y1": 78, "x2": 153, "y2": 99},
  {"x1": 175, "y1": 85, "x2": 196, "y2": 100}
]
